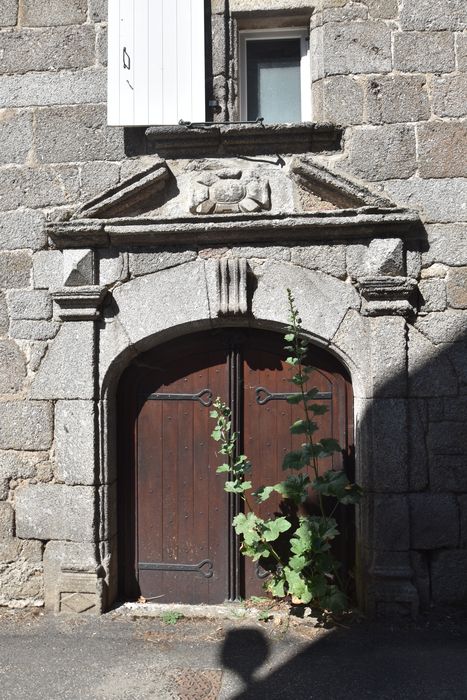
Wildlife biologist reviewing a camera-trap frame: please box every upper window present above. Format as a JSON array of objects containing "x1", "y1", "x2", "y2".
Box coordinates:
[{"x1": 239, "y1": 29, "x2": 311, "y2": 124}]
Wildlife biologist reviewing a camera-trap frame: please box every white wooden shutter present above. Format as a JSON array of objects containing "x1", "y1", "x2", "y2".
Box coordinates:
[{"x1": 108, "y1": 0, "x2": 206, "y2": 126}]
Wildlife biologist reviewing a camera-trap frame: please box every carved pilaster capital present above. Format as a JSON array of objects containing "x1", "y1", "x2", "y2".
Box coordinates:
[
  {"x1": 52, "y1": 285, "x2": 107, "y2": 321},
  {"x1": 357, "y1": 276, "x2": 418, "y2": 317}
]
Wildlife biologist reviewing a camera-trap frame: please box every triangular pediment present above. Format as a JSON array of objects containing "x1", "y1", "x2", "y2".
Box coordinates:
[{"x1": 75, "y1": 154, "x2": 397, "y2": 222}]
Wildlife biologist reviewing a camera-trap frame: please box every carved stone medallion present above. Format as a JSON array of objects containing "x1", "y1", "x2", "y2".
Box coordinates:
[{"x1": 190, "y1": 168, "x2": 270, "y2": 215}]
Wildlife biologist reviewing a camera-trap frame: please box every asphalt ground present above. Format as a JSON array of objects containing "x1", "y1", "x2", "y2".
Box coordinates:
[{"x1": 1, "y1": 607, "x2": 467, "y2": 699}]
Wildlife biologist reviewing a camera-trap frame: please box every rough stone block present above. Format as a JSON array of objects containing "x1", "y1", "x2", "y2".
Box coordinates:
[
  {"x1": 417, "y1": 122, "x2": 467, "y2": 179},
  {"x1": 0, "y1": 70, "x2": 107, "y2": 109},
  {"x1": 0, "y1": 340, "x2": 26, "y2": 394},
  {"x1": 432, "y1": 75, "x2": 467, "y2": 119},
  {"x1": 62, "y1": 250, "x2": 95, "y2": 287},
  {"x1": 43, "y1": 540, "x2": 97, "y2": 610},
  {"x1": 55, "y1": 401, "x2": 96, "y2": 485},
  {"x1": 0, "y1": 451, "x2": 44, "y2": 482},
  {"x1": 33, "y1": 251, "x2": 63, "y2": 289},
  {"x1": 415, "y1": 310, "x2": 467, "y2": 344},
  {"x1": 15, "y1": 484, "x2": 95, "y2": 541},
  {"x1": 394, "y1": 31, "x2": 455, "y2": 73},
  {"x1": 0, "y1": 0, "x2": 18, "y2": 25},
  {"x1": 319, "y1": 21, "x2": 391, "y2": 75},
  {"x1": 345, "y1": 125, "x2": 416, "y2": 181},
  {"x1": 406, "y1": 249, "x2": 422, "y2": 279},
  {"x1": 408, "y1": 328, "x2": 457, "y2": 398},
  {"x1": 408, "y1": 399, "x2": 428, "y2": 491},
  {"x1": 0, "y1": 166, "x2": 80, "y2": 211},
  {"x1": 400, "y1": 0, "x2": 466, "y2": 30},
  {"x1": 369, "y1": 316, "x2": 407, "y2": 398},
  {"x1": 367, "y1": 238, "x2": 404, "y2": 276},
  {"x1": 0, "y1": 27, "x2": 95, "y2": 74},
  {"x1": 96, "y1": 24, "x2": 107, "y2": 66},
  {"x1": 35, "y1": 105, "x2": 125, "y2": 164},
  {"x1": 431, "y1": 550, "x2": 467, "y2": 604},
  {"x1": 9, "y1": 320, "x2": 59, "y2": 341},
  {"x1": 410, "y1": 494, "x2": 458, "y2": 549},
  {"x1": 7, "y1": 290, "x2": 52, "y2": 320},
  {"x1": 0, "y1": 292, "x2": 8, "y2": 335},
  {"x1": 458, "y1": 496, "x2": 467, "y2": 547},
  {"x1": 0, "y1": 111, "x2": 33, "y2": 165},
  {"x1": 368, "y1": 399, "x2": 409, "y2": 491},
  {"x1": 372, "y1": 495, "x2": 410, "y2": 550},
  {"x1": 0, "y1": 402, "x2": 53, "y2": 450},
  {"x1": 446, "y1": 267, "x2": 467, "y2": 309},
  {"x1": 89, "y1": 0, "x2": 107, "y2": 22},
  {"x1": 317, "y1": 76, "x2": 365, "y2": 125},
  {"x1": 418, "y1": 279, "x2": 447, "y2": 312},
  {"x1": 384, "y1": 180, "x2": 467, "y2": 224},
  {"x1": 0, "y1": 251, "x2": 31, "y2": 288},
  {"x1": 448, "y1": 342, "x2": 467, "y2": 392},
  {"x1": 0, "y1": 503, "x2": 14, "y2": 539},
  {"x1": 423, "y1": 225, "x2": 467, "y2": 266},
  {"x1": 31, "y1": 322, "x2": 95, "y2": 400},
  {"x1": 346, "y1": 243, "x2": 368, "y2": 279},
  {"x1": 366, "y1": 75, "x2": 430, "y2": 124},
  {"x1": 332, "y1": 310, "x2": 371, "y2": 399},
  {"x1": 410, "y1": 551, "x2": 430, "y2": 609},
  {"x1": 429, "y1": 455, "x2": 467, "y2": 493},
  {"x1": 290, "y1": 245, "x2": 346, "y2": 278},
  {"x1": 366, "y1": 0, "x2": 397, "y2": 19},
  {"x1": 230, "y1": 246, "x2": 290, "y2": 261},
  {"x1": 22, "y1": 0, "x2": 87, "y2": 26},
  {"x1": 252, "y1": 261, "x2": 360, "y2": 343},
  {"x1": 428, "y1": 422, "x2": 467, "y2": 456},
  {"x1": 128, "y1": 249, "x2": 198, "y2": 278},
  {"x1": 0, "y1": 539, "x2": 44, "y2": 606},
  {"x1": 0, "y1": 210, "x2": 45, "y2": 252},
  {"x1": 458, "y1": 33, "x2": 467, "y2": 71},
  {"x1": 98, "y1": 251, "x2": 127, "y2": 286},
  {"x1": 79, "y1": 161, "x2": 120, "y2": 200}
]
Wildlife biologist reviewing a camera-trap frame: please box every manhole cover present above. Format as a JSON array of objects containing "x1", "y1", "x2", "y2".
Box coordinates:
[{"x1": 165, "y1": 669, "x2": 223, "y2": 699}]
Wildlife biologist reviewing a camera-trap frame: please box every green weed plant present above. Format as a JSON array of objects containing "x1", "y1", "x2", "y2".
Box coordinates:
[{"x1": 210, "y1": 290, "x2": 362, "y2": 614}]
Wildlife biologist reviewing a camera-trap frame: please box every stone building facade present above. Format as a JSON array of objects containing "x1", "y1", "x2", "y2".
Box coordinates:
[{"x1": 0, "y1": 0, "x2": 466, "y2": 615}]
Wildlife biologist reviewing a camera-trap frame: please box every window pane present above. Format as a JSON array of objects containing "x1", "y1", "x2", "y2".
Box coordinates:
[{"x1": 246, "y1": 39, "x2": 301, "y2": 123}]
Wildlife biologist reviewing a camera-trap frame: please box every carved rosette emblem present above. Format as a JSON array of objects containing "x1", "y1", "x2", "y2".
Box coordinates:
[{"x1": 190, "y1": 168, "x2": 270, "y2": 215}]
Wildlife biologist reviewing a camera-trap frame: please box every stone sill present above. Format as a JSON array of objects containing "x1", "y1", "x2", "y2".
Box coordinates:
[
  {"x1": 145, "y1": 122, "x2": 343, "y2": 158},
  {"x1": 48, "y1": 207, "x2": 424, "y2": 249}
]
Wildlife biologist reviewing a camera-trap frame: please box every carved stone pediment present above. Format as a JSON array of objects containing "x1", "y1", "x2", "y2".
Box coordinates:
[{"x1": 48, "y1": 154, "x2": 424, "y2": 249}]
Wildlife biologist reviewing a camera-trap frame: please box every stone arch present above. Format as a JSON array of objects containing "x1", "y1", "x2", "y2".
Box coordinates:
[{"x1": 99, "y1": 258, "x2": 372, "y2": 607}]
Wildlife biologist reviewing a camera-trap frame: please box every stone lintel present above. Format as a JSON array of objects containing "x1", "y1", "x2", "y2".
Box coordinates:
[
  {"x1": 52, "y1": 285, "x2": 107, "y2": 321},
  {"x1": 47, "y1": 209, "x2": 424, "y2": 249},
  {"x1": 145, "y1": 122, "x2": 342, "y2": 158},
  {"x1": 358, "y1": 276, "x2": 418, "y2": 317}
]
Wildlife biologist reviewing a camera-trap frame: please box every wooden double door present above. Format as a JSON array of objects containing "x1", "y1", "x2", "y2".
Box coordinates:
[{"x1": 118, "y1": 329, "x2": 353, "y2": 604}]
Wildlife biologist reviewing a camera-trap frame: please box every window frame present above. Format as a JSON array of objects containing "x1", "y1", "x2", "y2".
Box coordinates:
[{"x1": 239, "y1": 28, "x2": 311, "y2": 124}]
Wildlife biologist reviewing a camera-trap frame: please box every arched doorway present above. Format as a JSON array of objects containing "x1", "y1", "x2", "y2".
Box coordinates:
[{"x1": 117, "y1": 328, "x2": 354, "y2": 604}]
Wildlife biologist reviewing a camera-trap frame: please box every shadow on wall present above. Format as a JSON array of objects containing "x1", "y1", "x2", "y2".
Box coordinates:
[
  {"x1": 356, "y1": 319, "x2": 467, "y2": 613},
  {"x1": 218, "y1": 621, "x2": 467, "y2": 699}
]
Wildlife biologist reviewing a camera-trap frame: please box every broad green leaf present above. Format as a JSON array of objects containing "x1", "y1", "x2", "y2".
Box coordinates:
[
  {"x1": 290, "y1": 419, "x2": 318, "y2": 435},
  {"x1": 282, "y1": 449, "x2": 307, "y2": 471},
  {"x1": 209, "y1": 410, "x2": 218, "y2": 418},
  {"x1": 253, "y1": 485, "x2": 281, "y2": 503},
  {"x1": 289, "y1": 554, "x2": 308, "y2": 572},
  {"x1": 262, "y1": 517, "x2": 291, "y2": 542},
  {"x1": 286, "y1": 393, "x2": 303, "y2": 405},
  {"x1": 312, "y1": 470, "x2": 362, "y2": 504},
  {"x1": 276, "y1": 474, "x2": 311, "y2": 503},
  {"x1": 216, "y1": 463, "x2": 230, "y2": 474},
  {"x1": 224, "y1": 480, "x2": 252, "y2": 494},
  {"x1": 308, "y1": 404, "x2": 328, "y2": 416},
  {"x1": 266, "y1": 577, "x2": 285, "y2": 597},
  {"x1": 284, "y1": 333, "x2": 294, "y2": 342}
]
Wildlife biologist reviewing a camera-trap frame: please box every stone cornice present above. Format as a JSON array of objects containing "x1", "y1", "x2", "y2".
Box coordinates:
[
  {"x1": 144, "y1": 122, "x2": 343, "y2": 158},
  {"x1": 48, "y1": 208, "x2": 424, "y2": 249}
]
